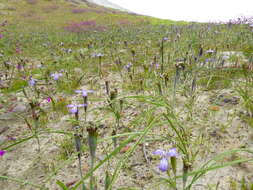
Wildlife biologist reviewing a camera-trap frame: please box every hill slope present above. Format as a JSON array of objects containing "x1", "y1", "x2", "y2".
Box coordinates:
[
  {"x1": 0, "y1": 0, "x2": 176, "y2": 34},
  {"x1": 87, "y1": 0, "x2": 129, "y2": 11}
]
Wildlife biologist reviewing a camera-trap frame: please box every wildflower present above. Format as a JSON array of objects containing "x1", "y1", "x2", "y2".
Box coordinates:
[
  {"x1": 67, "y1": 104, "x2": 86, "y2": 114},
  {"x1": 29, "y1": 78, "x2": 37, "y2": 86},
  {"x1": 222, "y1": 55, "x2": 230, "y2": 60},
  {"x1": 46, "y1": 97, "x2": 52, "y2": 102},
  {"x1": 8, "y1": 136, "x2": 16, "y2": 141},
  {"x1": 50, "y1": 73, "x2": 62, "y2": 81},
  {"x1": 167, "y1": 148, "x2": 178, "y2": 157},
  {"x1": 72, "y1": 8, "x2": 89, "y2": 14},
  {"x1": 4, "y1": 61, "x2": 12, "y2": 69},
  {"x1": 153, "y1": 148, "x2": 178, "y2": 172},
  {"x1": 0, "y1": 34, "x2": 3, "y2": 39},
  {"x1": 96, "y1": 53, "x2": 104, "y2": 57},
  {"x1": 75, "y1": 89, "x2": 94, "y2": 97},
  {"x1": 206, "y1": 49, "x2": 215, "y2": 54},
  {"x1": 66, "y1": 48, "x2": 72, "y2": 54},
  {"x1": 15, "y1": 47, "x2": 21, "y2": 54},
  {"x1": 91, "y1": 52, "x2": 104, "y2": 58},
  {"x1": 0, "y1": 150, "x2": 6, "y2": 157},
  {"x1": 204, "y1": 58, "x2": 215, "y2": 63},
  {"x1": 124, "y1": 62, "x2": 133, "y2": 70},
  {"x1": 17, "y1": 63, "x2": 23, "y2": 70}
]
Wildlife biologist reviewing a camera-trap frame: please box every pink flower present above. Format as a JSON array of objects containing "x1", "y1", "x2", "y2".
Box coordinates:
[
  {"x1": 16, "y1": 47, "x2": 21, "y2": 54},
  {"x1": 0, "y1": 150, "x2": 6, "y2": 156}
]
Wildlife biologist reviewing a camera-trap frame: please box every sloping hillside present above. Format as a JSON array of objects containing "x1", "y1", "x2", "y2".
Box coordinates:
[
  {"x1": 0, "y1": 0, "x2": 177, "y2": 35},
  {"x1": 87, "y1": 0, "x2": 129, "y2": 11}
]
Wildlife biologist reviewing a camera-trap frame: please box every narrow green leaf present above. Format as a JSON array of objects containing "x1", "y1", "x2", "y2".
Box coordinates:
[
  {"x1": 56, "y1": 180, "x2": 70, "y2": 190},
  {"x1": 71, "y1": 134, "x2": 138, "y2": 190},
  {"x1": 0, "y1": 175, "x2": 45, "y2": 189},
  {"x1": 105, "y1": 171, "x2": 111, "y2": 190},
  {"x1": 108, "y1": 111, "x2": 159, "y2": 189}
]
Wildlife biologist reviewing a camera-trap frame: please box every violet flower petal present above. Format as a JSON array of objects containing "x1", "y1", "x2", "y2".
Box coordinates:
[
  {"x1": 153, "y1": 149, "x2": 166, "y2": 156},
  {"x1": 158, "y1": 157, "x2": 168, "y2": 172},
  {"x1": 75, "y1": 90, "x2": 82, "y2": 93},
  {"x1": 70, "y1": 107, "x2": 78, "y2": 113},
  {"x1": 77, "y1": 104, "x2": 86, "y2": 107},
  {"x1": 167, "y1": 148, "x2": 178, "y2": 157},
  {"x1": 75, "y1": 89, "x2": 94, "y2": 97},
  {"x1": 0, "y1": 150, "x2": 6, "y2": 156},
  {"x1": 29, "y1": 78, "x2": 37, "y2": 86}
]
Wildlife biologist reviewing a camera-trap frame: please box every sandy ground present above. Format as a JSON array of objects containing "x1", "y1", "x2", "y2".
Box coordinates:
[{"x1": 0, "y1": 52, "x2": 253, "y2": 189}]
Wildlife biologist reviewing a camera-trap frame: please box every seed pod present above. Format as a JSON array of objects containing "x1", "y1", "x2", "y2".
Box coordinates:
[
  {"x1": 75, "y1": 108, "x2": 79, "y2": 121},
  {"x1": 191, "y1": 77, "x2": 196, "y2": 93},
  {"x1": 112, "y1": 129, "x2": 117, "y2": 148},
  {"x1": 110, "y1": 89, "x2": 117, "y2": 101},
  {"x1": 131, "y1": 49, "x2": 135, "y2": 57},
  {"x1": 170, "y1": 157, "x2": 177, "y2": 176},
  {"x1": 87, "y1": 125, "x2": 98, "y2": 167},
  {"x1": 74, "y1": 133, "x2": 82, "y2": 157},
  {"x1": 105, "y1": 81, "x2": 110, "y2": 96},
  {"x1": 198, "y1": 46, "x2": 203, "y2": 57},
  {"x1": 183, "y1": 161, "x2": 191, "y2": 188},
  {"x1": 157, "y1": 82, "x2": 163, "y2": 95}
]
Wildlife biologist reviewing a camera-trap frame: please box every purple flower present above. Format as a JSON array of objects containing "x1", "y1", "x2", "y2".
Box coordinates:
[
  {"x1": 67, "y1": 104, "x2": 86, "y2": 113},
  {"x1": 72, "y1": 8, "x2": 90, "y2": 14},
  {"x1": 167, "y1": 148, "x2": 179, "y2": 157},
  {"x1": 159, "y1": 157, "x2": 168, "y2": 172},
  {"x1": 16, "y1": 47, "x2": 21, "y2": 54},
  {"x1": 91, "y1": 53, "x2": 104, "y2": 58},
  {"x1": 0, "y1": 34, "x2": 3, "y2": 39},
  {"x1": 50, "y1": 73, "x2": 62, "y2": 80},
  {"x1": 124, "y1": 62, "x2": 133, "y2": 70},
  {"x1": 75, "y1": 89, "x2": 94, "y2": 97},
  {"x1": 29, "y1": 78, "x2": 37, "y2": 86},
  {"x1": 63, "y1": 20, "x2": 107, "y2": 33},
  {"x1": 17, "y1": 63, "x2": 22, "y2": 70},
  {"x1": 8, "y1": 136, "x2": 16, "y2": 141},
  {"x1": 153, "y1": 149, "x2": 166, "y2": 156},
  {"x1": 17, "y1": 63, "x2": 23, "y2": 70},
  {"x1": 46, "y1": 97, "x2": 52, "y2": 102},
  {"x1": 153, "y1": 148, "x2": 178, "y2": 172},
  {"x1": 0, "y1": 150, "x2": 6, "y2": 157}
]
